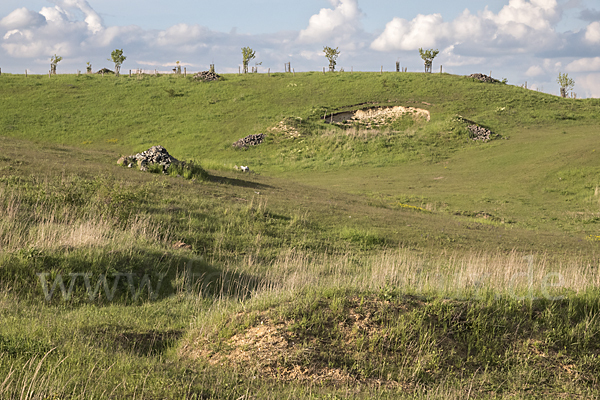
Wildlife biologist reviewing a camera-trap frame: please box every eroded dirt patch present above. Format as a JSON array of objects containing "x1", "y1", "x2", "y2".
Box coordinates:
[
  {"x1": 268, "y1": 118, "x2": 302, "y2": 138},
  {"x1": 327, "y1": 106, "x2": 430, "y2": 127},
  {"x1": 181, "y1": 295, "x2": 423, "y2": 386}
]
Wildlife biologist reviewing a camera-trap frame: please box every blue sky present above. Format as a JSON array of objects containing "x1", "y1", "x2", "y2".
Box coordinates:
[{"x1": 1, "y1": 0, "x2": 600, "y2": 97}]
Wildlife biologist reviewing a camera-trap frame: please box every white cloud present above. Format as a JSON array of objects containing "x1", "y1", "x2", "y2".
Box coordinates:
[
  {"x1": 486, "y1": 0, "x2": 560, "y2": 34},
  {"x1": 566, "y1": 57, "x2": 600, "y2": 72},
  {"x1": 55, "y1": 0, "x2": 103, "y2": 33},
  {"x1": 585, "y1": 21, "x2": 600, "y2": 44},
  {"x1": 298, "y1": 0, "x2": 363, "y2": 44},
  {"x1": 0, "y1": 8, "x2": 46, "y2": 30},
  {"x1": 440, "y1": 46, "x2": 485, "y2": 67},
  {"x1": 371, "y1": 0, "x2": 560, "y2": 53},
  {"x1": 525, "y1": 65, "x2": 545, "y2": 76},
  {"x1": 34, "y1": 1, "x2": 102, "y2": 34},
  {"x1": 371, "y1": 14, "x2": 447, "y2": 51},
  {"x1": 39, "y1": 6, "x2": 69, "y2": 23},
  {"x1": 577, "y1": 73, "x2": 600, "y2": 97},
  {"x1": 156, "y1": 24, "x2": 212, "y2": 47},
  {"x1": 3, "y1": 14, "x2": 84, "y2": 57},
  {"x1": 300, "y1": 50, "x2": 322, "y2": 60},
  {"x1": 86, "y1": 25, "x2": 147, "y2": 48}
]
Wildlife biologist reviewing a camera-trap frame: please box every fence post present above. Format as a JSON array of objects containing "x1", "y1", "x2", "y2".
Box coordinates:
[
  {"x1": 396, "y1": 62, "x2": 400, "y2": 72},
  {"x1": 268, "y1": 68, "x2": 270, "y2": 77},
  {"x1": 26, "y1": 70, "x2": 28, "y2": 78},
  {"x1": 381, "y1": 66, "x2": 383, "y2": 75},
  {"x1": 48, "y1": 71, "x2": 51, "y2": 78},
  {"x1": 184, "y1": 67, "x2": 186, "y2": 77},
  {"x1": 440, "y1": 65, "x2": 442, "y2": 74},
  {"x1": 129, "y1": 70, "x2": 131, "y2": 77},
  {"x1": 293, "y1": 68, "x2": 295, "y2": 77},
  {"x1": 351, "y1": 66, "x2": 353, "y2": 73},
  {"x1": 323, "y1": 67, "x2": 325, "y2": 75}
]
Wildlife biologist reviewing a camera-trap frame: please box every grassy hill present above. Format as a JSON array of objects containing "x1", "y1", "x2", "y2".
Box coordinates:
[{"x1": 1, "y1": 72, "x2": 600, "y2": 399}]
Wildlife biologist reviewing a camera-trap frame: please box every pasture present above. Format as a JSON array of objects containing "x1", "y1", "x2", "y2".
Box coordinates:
[{"x1": 1, "y1": 71, "x2": 600, "y2": 398}]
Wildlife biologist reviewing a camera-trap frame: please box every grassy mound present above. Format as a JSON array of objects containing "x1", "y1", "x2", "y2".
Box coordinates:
[{"x1": 183, "y1": 289, "x2": 600, "y2": 395}]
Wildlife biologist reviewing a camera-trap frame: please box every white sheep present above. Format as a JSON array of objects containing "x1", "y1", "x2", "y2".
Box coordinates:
[{"x1": 240, "y1": 166, "x2": 249, "y2": 172}]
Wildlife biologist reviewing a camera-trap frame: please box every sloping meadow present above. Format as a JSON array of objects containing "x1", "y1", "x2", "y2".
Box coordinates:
[{"x1": 2, "y1": 72, "x2": 600, "y2": 398}]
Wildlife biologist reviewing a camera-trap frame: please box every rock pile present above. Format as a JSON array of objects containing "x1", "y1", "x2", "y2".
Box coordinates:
[
  {"x1": 194, "y1": 70, "x2": 221, "y2": 82},
  {"x1": 117, "y1": 145, "x2": 179, "y2": 172},
  {"x1": 468, "y1": 125, "x2": 495, "y2": 141},
  {"x1": 469, "y1": 73, "x2": 499, "y2": 83},
  {"x1": 233, "y1": 134, "x2": 266, "y2": 149}
]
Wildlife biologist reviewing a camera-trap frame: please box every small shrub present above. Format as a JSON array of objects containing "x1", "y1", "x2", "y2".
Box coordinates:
[
  {"x1": 167, "y1": 161, "x2": 209, "y2": 180},
  {"x1": 147, "y1": 164, "x2": 163, "y2": 174}
]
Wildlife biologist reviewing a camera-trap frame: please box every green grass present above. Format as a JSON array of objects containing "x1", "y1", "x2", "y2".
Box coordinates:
[{"x1": 1, "y1": 71, "x2": 600, "y2": 398}]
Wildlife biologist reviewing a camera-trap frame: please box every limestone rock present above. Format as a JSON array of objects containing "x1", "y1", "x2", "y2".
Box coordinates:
[
  {"x1": 468, "y1": 73, "x2": 499, "y2": 83},
  {"x1": 194, "y1": 71, "x2": 221, "y2": 82},
  {"x1": 118, "y1": 145, "x2": 179, "y2": 173},
  {"x1": 233, "y1": 134, "x2": 266, "y2": 149},
  {"x1": 468, "y1": 125, "x2": 495, "y2": 141}
]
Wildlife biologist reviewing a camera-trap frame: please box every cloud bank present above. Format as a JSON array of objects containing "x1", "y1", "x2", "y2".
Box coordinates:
[{"x1": 371, "y1": 0, "x2": 562, "y2": 54}]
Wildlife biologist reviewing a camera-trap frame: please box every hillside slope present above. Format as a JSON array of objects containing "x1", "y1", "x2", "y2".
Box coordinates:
[
  {"x1": 2, "y1": 72, "x2": 600, "y2": 399},
  {"x1": 2, "y1": 72, "x2": 599, "y2": 254}
]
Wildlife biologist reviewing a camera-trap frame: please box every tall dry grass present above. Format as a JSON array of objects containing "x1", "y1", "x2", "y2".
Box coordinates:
[
  {"x1": 199, "y1": 248, "x2": 600, "y2": 304},
  {"x1": 0, "y1": 186, "x2": 170, "y2": 253}
]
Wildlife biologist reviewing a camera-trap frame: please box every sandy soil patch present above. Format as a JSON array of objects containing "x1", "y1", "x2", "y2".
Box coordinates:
[{"x1": 328, "y1": 106, "x2": 430, "y2": 126}]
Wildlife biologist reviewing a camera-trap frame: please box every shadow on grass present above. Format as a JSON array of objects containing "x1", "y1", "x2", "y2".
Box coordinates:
[
  {"x1": 208, "y1": 174, "x2": 275, "y2": 190},
  {"x1": 81, "y1": 325, "x2": 185, "y2": 356},
  {"x1": 2, "y1": 248, "x2": 271, "y2": 305}
]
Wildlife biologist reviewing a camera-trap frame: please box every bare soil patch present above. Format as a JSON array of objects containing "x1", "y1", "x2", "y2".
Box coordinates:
[
  {"x1": 326, "y1": 106, "x2": 430, "y2": 127},
  {"x1": 181, "y1": 295, "x2": 424, "y2": 386}
]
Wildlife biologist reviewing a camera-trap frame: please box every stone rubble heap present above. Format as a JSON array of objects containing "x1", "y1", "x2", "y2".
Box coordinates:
[
  {"x1": 117, "y1": 145, "x2": 179, "y2": 172},
  {"x1": 468, "y1": 125, "x2": 495, "y2": 141},
  {"x1": 233, "y1": 133, "x2": 266, "y2": 149},
  {"x1": 468, "y1": 73, "x2": 499, "y2": 83},
  {"x1": 194, "y1": 70, "x2": 221, "y2": 82}
]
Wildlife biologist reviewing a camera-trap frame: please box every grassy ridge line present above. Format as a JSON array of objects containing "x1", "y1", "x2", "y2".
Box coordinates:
[{"x1": 1, "y1": 72, "x2": 598, "y2": 169}]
